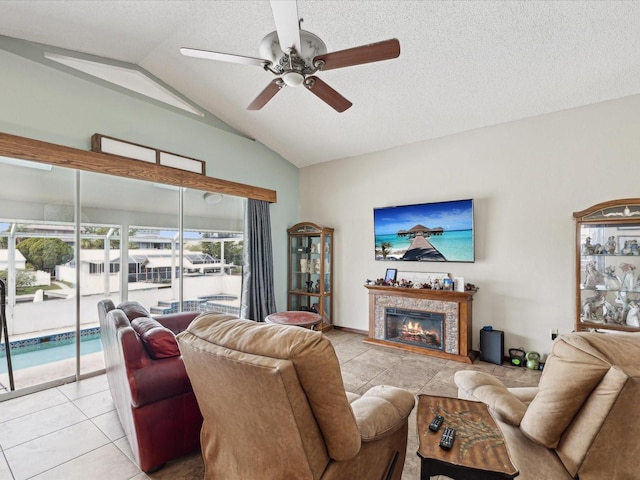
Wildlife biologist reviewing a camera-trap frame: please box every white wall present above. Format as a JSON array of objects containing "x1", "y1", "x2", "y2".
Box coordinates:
[{"x1": 299, "y1": 94, "x2": 640, "y2": 357}]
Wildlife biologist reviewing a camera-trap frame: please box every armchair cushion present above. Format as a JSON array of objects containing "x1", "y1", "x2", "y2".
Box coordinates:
[
  {"x1": 131, "y1": 317, "x2": 180, "y2": 359},
  {"x1": 520, "y1": 335, "x2": 610, "y2": 448},
  {"x1": 454, "y1": 371, "x2": 527, "y2": 426},
  {"x1": 349, "y1": 385, "x2": 415, "y2": 442}
]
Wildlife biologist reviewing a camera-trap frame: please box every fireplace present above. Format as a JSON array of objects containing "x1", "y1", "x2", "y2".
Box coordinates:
[
  {"x1": 365, "y1": 285, "x2": 477, "y2": 363},
  {"x1": 385, "y1": 308, "x2": 444, "y2": 350}
]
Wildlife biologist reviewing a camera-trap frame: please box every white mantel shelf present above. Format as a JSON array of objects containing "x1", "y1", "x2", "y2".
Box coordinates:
[{"x1": 364, "y1": 285, "x2": 478, "y2": 363}]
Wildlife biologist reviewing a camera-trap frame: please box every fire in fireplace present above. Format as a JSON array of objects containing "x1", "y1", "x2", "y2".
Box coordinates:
[{"x1": 384, "y1": 308, "x2": 444, "y2": 350}]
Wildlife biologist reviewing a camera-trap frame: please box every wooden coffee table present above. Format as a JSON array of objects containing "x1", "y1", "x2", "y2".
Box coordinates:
[
  {"x1": 264, "y1": 311, "x2": 323, "y2": 330},
  {"x1": 417, "y1": 395, "x2": 519, "y2": 480}
]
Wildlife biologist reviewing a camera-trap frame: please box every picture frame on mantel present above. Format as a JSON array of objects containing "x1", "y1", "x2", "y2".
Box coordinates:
[{"x1": 385, "y1": 268, "x2": 398, "y2": 283}]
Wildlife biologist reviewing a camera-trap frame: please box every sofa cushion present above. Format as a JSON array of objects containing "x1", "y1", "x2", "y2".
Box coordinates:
[
  {"x1": 118, "y1": 301, "x2": 151, "y2": 321},
  {"x1": 131, "y1": 317, "x2": 180, "y2": 359}
]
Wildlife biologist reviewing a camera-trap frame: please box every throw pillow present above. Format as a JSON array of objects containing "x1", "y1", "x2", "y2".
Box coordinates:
[{"x1": 131, "y1": 316, "x2": 180, "y2": 359}]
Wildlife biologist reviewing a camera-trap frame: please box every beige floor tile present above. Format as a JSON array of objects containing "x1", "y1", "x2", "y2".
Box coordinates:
[
  {"x1": 57, "y1": 374, "x2": 109, "y2": 401},
  {"x1": 91, "y1": 409, "x2": 125, "y2": 441},
  {"x1": 0, "y1": 388, "x2": 69, "y2": 424},
  {"x1": 331, "y1": 340, "x2": 371, "y2": 363},
  {"x1": 72, "y1": 389, "x2": 115, "y2": 418},
  {"x1": 0, "y1": 453, "x2": 12, "y2": 480},
  {"x1": 324, "y1": 329, "x2": 359, "y2": 344},
  {"x1": 0, "y1": 402, "x2": 86, "y2": 449},
  {"x1": 114, "y1": 436, "x2": 135, "y2": 464},
  {"x1": 4, "y1": 420, "x2": 110, "y2": 480},
  {"x1": 30, "y1": 443, "x2": 139, "y2": 480},
  {"x1": 493, "y1": 364, "x2": 542, "y2": 385}
]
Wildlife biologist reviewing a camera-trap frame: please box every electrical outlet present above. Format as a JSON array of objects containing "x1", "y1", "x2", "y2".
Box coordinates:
[{"x1": 551, "y1": 329, "x2": 558, "y2": 340}]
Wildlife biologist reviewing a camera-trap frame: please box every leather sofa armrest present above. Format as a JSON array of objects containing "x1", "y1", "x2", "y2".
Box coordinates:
[
  {"x1": 120, "y1": 328, "x2": 193, "y2": 407},
  {"x1": 129, "y1": 358, "x2": 194, "y2": 407},
  {"x1": 349, "y1": 385, "x2": 415, "y2": 442},
  {"x1": 154, "y1": 312, "x2": 200, "y2": 334},
  {"x1": 454, "y1": 371, "x2": 528, "y2": 426}
]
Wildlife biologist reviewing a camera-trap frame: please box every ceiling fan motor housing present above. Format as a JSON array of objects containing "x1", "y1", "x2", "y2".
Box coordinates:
[{"x1": 259, "y1": 30, "x2": 327, "y2": 81}]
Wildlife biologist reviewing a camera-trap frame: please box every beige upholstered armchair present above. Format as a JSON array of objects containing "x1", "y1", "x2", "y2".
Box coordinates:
[
  {"x1": 454, "y1": 331, "x2": 640, "y2": 480},
  {"x1": 176, "y1": 313, "x2": 415, "y2": 480}
]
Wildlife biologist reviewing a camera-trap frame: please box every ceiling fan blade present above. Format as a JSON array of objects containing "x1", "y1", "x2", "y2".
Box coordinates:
[
  {"x1": 314, "y1": 38, "x2": 400, "y2": 71},
  {"x1": 247, "y1": 79, "x2": 283, "y2": 110},
  {"x1": 180, "y1": 47, "x2": 269, "y2": 67},
  {"x1": 269, "y1": 0, "x2": 301, "y2": 54},
  {"x1": 304, "y1": 76, "x2": 352, "y2": 113}
]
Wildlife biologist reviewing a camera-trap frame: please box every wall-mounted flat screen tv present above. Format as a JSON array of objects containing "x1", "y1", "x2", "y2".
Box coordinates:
[{"x1": 374, "y1": 199, "x2": 474, "y2": 262}]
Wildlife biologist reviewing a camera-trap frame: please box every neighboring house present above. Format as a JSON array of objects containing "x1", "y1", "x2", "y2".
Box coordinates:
[
  {"x1": 0, "y1": 249, "x2": 26, "y2": 270},
  {"x1": 56, "y1": 249, "x2": 229, "y2": 286}
]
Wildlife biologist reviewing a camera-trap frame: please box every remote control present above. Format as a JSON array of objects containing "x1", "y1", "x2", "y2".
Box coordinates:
[
  {"x1": 439, "y1": 427, "x2": 456, "y2": 450},
  {"x1": 428, "y1": 414, "x2": 444, "y2": 432}
]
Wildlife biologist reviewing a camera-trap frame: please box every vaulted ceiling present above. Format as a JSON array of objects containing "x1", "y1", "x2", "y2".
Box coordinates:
[{"x1": 1, "y1": 1, "x2": 639, "y2": 167}]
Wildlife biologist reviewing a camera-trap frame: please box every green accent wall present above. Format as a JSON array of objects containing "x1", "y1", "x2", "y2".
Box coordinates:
[{"x1": 0, "y1": 38, "x2": 298, "y2": 312}]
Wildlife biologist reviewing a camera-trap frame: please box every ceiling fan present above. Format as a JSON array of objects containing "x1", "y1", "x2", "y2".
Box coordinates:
[{"x1": 180, "y1": 0, "x2": 400, "y2": 112}]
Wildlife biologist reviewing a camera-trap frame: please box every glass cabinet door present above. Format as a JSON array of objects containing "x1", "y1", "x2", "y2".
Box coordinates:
[{"x1": 574, "y1": 200, "x2": 640, "y2": 332}]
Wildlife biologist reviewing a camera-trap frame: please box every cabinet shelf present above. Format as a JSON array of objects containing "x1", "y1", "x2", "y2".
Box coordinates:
[
  {"x1": 579, "y1": 320, "x2": 639, "y2": 332},
  {"x1": 287, "y1": 222, "x2": 334, "y2": 331},
  {"x1": 574, "y1": 199, "x2": 640, "y2": 332}
]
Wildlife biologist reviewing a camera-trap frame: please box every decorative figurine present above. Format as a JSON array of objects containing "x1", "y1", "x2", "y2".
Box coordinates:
[
  {"x1": 584, "y1": 237, "x2": 605, "y2": 255},
  {"x1": 605, "y1": 236, "x2": 617, "y2": 254},
  {"x1": 603, "y1": 301, "x2": 623, "y2": 324},
  {"x1": 621, "y1": 240, "x2": 639, "y2": 256},
  {"x1": 626, "y1": 301, "x2": 640, "y2": 327},
  {"x1": 581, "y1": 292, "x2": 605, "y2": 322},
  {"x1": 583, "y1": 261, "x2": 603, "y2": 287},
  {"x1": 604, "y1": 265, "x2": 621, "y2": 290},
  {"x1": 619, "y1": 263, "x2": 637, "y2": 291}
]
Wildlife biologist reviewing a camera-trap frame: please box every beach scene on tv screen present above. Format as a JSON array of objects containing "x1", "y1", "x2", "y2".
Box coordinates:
[{"x1": 374, "y1": 199, "x2": 474, "y2": 262}]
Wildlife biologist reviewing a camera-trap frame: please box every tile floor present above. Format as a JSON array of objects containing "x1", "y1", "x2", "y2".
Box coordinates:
[{"x1": 0, "y1": 329, "x2": 541, "y2": 480}]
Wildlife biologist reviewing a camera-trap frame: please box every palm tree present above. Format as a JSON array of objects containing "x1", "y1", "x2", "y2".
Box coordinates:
[{"x1": 377, "y1": 241, "x2": 393, "y2": 259}]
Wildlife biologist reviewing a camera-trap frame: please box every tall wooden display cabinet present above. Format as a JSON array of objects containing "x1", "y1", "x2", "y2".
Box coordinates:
[{"x1": 287, "y1": 222, "x2": 333, "y2": 331}]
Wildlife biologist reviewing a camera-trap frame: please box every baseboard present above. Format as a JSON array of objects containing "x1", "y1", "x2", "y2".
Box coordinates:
[{"x1": 332, "y1": 325, "x2": 368, "y2": 335}]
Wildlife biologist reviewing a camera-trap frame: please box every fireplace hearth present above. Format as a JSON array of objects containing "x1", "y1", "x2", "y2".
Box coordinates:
[{"x1": 385, "y1": 308, "x2": 444, "y2": 350}]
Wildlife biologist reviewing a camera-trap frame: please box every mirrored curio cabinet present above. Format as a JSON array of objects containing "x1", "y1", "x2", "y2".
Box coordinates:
[
  {"x1": 288, "y1": 222, "x2": 333, "y2": 331},
  {"x1": 575, "y1": 199, "x2": 640, "y2": 332}
]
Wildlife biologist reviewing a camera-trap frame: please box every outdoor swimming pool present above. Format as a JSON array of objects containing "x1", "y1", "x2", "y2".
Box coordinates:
[{"x1": 0, "y1": 332, "x2": 103, "y2": 373}]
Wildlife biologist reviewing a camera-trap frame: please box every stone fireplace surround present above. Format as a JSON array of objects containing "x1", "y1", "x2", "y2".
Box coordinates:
[{"x1": 364, "y1": 285, "x2": 477, "y2": 363}]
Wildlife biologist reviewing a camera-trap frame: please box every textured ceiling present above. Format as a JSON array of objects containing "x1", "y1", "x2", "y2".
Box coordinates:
[{"x1": 1, "y1": 1, "x2": 639, "y2": 168}]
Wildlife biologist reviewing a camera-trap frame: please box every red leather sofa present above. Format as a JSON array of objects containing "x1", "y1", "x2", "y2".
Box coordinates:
[{"x1": 97, "y1": 299, "x2": 202, "y2": 472}]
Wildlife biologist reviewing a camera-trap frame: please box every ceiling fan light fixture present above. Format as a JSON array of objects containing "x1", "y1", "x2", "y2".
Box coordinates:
[{"x1": 282, "y1": 71, "x2": 304, "y2": 87}]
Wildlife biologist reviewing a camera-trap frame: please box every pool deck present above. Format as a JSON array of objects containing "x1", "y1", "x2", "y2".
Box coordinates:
[{"x1": 0, "y1": 350, "x2": 104, "y2": 395}]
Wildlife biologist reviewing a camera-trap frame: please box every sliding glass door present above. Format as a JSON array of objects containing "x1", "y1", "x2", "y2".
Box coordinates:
[
  {"x1": 0, "y1": 158, "x2": 77, "y2": 393},
  {"x1": 0, "y1": 160, "x2": 245, "y2": 398}
]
